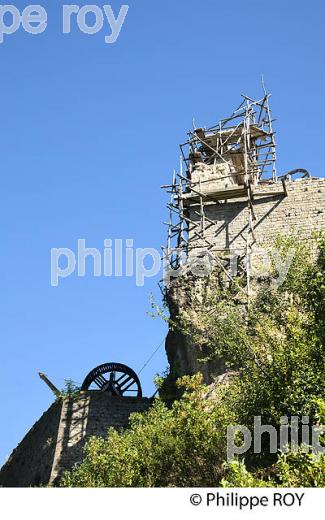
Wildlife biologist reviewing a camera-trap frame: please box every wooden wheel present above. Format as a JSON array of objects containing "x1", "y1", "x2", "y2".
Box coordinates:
[{"x1": 81, "y1": 362, "x2": 142, "y2": 397}]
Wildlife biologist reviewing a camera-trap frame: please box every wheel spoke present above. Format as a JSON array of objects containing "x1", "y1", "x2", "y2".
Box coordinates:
[
  {"x1": 116, "y1": 374, "x2": 132, "y2": 388},
  {"x1": 116, "y1": 375, "x2": 133, "y2": 393},
  {"x1": 93, "y1": 374, "x2": 108, "y2": 389},
  {"x1": 122, "y1": 380, "x2": 136, "y2": 392}
]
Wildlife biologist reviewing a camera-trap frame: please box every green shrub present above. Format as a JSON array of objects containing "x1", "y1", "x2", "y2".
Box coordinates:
[{"x1": 61, "y1": 235, "x2": 325, "y2": 487}]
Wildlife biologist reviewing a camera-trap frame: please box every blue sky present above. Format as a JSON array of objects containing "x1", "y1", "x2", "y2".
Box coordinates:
[{"x1": 0, "y1": 0, "x2": 324, "y2": 464}]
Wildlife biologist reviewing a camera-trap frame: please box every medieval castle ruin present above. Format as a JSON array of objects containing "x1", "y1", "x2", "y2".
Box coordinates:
[{"x1": 1, "y1": 91, "x2": 324, "y2": 486}]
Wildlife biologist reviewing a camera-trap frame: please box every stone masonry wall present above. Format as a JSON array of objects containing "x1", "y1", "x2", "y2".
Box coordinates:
[
  {"x1": 166, "y1": 177, "x2": 325, "y2": 385},
  {"x1": 189, "y1": 178, "x2": 325, "y2": 254},
  {"x1": 0, "y1": 401, "x2": 62, "y2": 487},
  {"x1": 0, "y1": 392, "x2": 151, "y2": 487},
  {"x1": 50, "y1": 392, "x2": 151, "y2": 485}
]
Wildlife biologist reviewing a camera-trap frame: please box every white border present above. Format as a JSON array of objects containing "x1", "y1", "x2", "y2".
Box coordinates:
[{"x1": 0, "y1": 488, "x2": 324, "y2": 519}]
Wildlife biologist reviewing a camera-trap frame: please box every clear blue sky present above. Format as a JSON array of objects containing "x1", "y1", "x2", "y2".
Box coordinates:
[{"x1": 0, "y1": 0, "x2": 324, "y2": 465}]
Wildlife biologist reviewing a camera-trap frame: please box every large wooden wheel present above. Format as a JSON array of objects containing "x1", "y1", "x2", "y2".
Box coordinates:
[{"x1": 81, "y1": 362, "x2": 142, "y2": 397}]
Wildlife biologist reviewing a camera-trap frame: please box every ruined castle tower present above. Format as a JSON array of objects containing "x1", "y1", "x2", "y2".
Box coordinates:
[{"x1": 164, "y1": 92, "x2": 325, "y2": 385}]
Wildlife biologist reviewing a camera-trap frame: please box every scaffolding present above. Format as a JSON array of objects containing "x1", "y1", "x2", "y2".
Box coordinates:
[{"x1": 163, "y1": 91, "x2": 285, "y2": 301}]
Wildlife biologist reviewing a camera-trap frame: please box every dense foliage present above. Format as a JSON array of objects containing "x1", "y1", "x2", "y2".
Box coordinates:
[{"x1": 62, "y1": 235, "x2": 325, "y2": 487}]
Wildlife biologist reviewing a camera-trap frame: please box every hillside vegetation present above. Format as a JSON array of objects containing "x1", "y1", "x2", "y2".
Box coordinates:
[{"x1": 62, "y1": 236, "x2": 325, "y2": 487}]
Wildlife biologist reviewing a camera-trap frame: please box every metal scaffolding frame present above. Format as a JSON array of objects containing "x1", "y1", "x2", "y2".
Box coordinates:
[{"x1": 162, "y1": 91, "x2": 284, "y2": 302}]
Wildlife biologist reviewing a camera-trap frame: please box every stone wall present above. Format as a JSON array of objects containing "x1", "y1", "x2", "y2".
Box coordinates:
[
  {"x1": 0, "y1": 392, "x2": 151, "y2": 487},
  {"x1": 50, "y1": 393, "x2": 151, "y2": 485},
  {"x1": 165, "y1": 272, "x2": 227, "y2": 388},
  {"x1": 0, "y1": 401, "x2": 62, "y2": 487},
  {"x1": 189, "y1": 178, "x2": 325, "y2": 254},
  {"x1": 165, "y1": 177, "x2": 325, "y2": 385}
]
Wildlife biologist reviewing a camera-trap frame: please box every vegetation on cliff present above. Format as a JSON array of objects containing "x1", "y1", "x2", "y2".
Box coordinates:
[{"x1": 62, "y1": 235, "x2": 325, "y2": 487}]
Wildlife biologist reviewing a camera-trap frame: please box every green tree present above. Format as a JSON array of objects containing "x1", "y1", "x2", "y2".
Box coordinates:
[{"x1": 61, "y1": 235, "x2": 325, "y2": 487}]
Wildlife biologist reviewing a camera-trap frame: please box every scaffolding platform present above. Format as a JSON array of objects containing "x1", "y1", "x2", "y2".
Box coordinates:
[
  {"x1": 180, "y1": 186, "x2": 248, "y2": 204},
  {"x1": 179, "y1": 183, "x2": 287, "y2": 206}
]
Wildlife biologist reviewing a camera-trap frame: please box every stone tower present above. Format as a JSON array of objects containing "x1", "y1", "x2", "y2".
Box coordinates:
[{"x1": 164, "y1": 93, "x2": 325, "y2": 385}]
